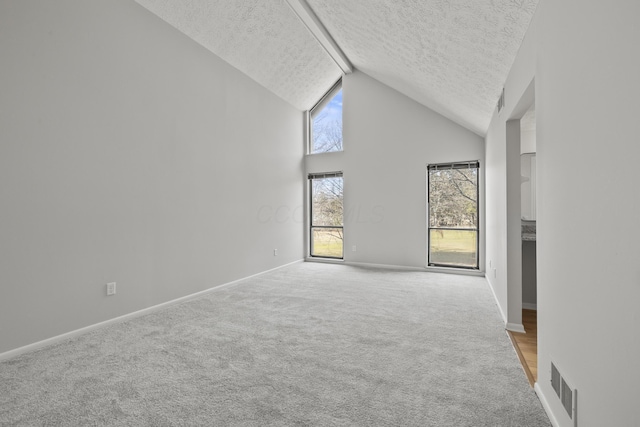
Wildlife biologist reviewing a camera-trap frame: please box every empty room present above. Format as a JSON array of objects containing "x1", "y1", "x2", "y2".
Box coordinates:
[{"x1": 1, "y1": 1, "x2": 638, "y2": 426}]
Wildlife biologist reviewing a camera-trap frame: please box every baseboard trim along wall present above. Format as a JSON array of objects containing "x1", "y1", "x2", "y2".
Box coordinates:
[
  {"x1": 506, "y1": 322, "x2": 526, "y2": 333},
  {"x1": 522, "y1": 302, "x2": 538, "y2": 310},
  {"x1": 484, "y1": 273, "x2": 525, "y2": 333},
  {"x1": 0, "y1": 259, "x2": 304, "y2": 362},
  {"x1": 535, "y1": 382, "x2": 561, "y2": 427},
  {"x1": 485, "y1": 273, "x2": 508, "y2": 325}
]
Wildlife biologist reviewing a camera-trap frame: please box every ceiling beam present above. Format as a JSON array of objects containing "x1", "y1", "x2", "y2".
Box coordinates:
[{"x1": 285, "y1": 0, "x2": 353, "y2": 74}]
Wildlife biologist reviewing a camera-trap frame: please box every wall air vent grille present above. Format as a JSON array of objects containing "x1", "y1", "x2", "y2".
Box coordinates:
[
  {"x1": 551, "y1": 362, "x2": 561, "y2": 397},
  {"x1": 497, "y1": 87, "x2": 505, "y2": 113},
  {"x1": 561, "y1": 378, "x2": 573, "y2": 417},
  {"x1": 551, "y1": 362, "x2": 578, "y2": 426}
]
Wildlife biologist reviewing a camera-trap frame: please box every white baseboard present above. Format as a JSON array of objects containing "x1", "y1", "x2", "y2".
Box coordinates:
[
  {"x1": 522, "y1": 302, "x2": 538, "y2": 310},
  {"x1": 506, "y1": 322, "x2": 526, "y2": 333},
  {"x1": 0, "y1": 259, "x2": 304, "y2": 362},
  {"x1": 485, "y1": 274, "x2": 508, "y2": 325},
  {"x1": 483, "y1": 275, "x2": 526, "y2": 333},
  {"x1": 535, "y1": 382, "x2": 561, "y2": 427}
]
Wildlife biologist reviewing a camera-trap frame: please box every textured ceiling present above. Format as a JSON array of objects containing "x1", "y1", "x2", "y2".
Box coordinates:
[
  {"x1": 306, "y1": 0, "x2": 538, "y2": 135},
  {"x1": 134, "y1": 0, "x2": 538, "y2": 135},
  {"x1": 134, "y1": 0, "x2": 342, "y2": 111}
]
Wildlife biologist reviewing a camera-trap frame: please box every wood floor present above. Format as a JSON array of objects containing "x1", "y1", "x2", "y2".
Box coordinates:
[{"x1": 508, "y1": 309, "x2": 537, "y2": 387}]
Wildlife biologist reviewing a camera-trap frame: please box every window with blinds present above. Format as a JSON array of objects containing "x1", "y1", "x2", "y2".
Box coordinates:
[
  {"x1": 308, "y1": 172, "x2": 343, "y2": 259},
  {"x1": 427, "y1": 161, "x2": 479, "y2": 269}
]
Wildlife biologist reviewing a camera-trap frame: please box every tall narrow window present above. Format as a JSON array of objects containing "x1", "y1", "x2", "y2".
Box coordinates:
[
  {"x1": 310, "y1": 80, "x2": 342, "y2": 154},
  {"x1": 309, "y1": 172, "x2": 343, "y2": 258},
  {"x1": 428, "y1": 161, "x2": 479, "y2": 269}
]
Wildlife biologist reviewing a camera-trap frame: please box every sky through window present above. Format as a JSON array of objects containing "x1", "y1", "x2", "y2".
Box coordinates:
[{"x1": 311, "y1": 88, "x2": 342, "y2": 153}]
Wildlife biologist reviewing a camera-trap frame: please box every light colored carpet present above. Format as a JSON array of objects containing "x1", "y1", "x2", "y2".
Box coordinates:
[{"x1": 0, "y1": 262, "x2": 550, "y2": 426}]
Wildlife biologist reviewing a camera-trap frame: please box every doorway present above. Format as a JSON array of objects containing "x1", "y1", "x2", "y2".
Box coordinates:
[{"x1": 506, "y1": 84, "x2": 538, "y2": 387}]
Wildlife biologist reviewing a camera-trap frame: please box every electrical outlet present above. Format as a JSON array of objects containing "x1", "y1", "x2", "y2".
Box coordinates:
[
  {"x1": 106, "y1": 282, "x2": 116, "y2": 296},
  {"x1": 352, "y1": 245, "x2": 357, "y2": 252},
  {"x1": 273, "y1": 249, "x2": 278, "y2": 256}
]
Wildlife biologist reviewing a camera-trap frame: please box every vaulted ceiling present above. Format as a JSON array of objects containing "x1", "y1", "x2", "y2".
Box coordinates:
[{"x1": 134, "y1": 0, "x2": 537, "y2": 136}]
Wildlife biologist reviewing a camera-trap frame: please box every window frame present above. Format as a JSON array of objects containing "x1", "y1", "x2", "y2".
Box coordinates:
[
  {"x1": 308, "y1": 79, "x2": 343, "y2": 155},
  {"x1": 308, "y1": 171, "x2": 344, "y2": 260},
  {"x1": 427, "y1": 161, "x2": 480, "y2": 270}
]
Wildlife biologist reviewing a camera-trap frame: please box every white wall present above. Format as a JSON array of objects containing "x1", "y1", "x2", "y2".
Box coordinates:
[
  {"x1": 487, "y1": 0, "x2": 640, "y2": 424},
  {"x1": 0, "y1": 0, "x2": 304, "y2": 355},
  {"x1": 484, "y1": 9, "x2": 537, "y2": 329},
  {"x1": 485, "y1": 109, "x2": 508, "y2": 318},
  {"x1": 536, "y1": 1, "x2": 640, "y2": 425},
  {"x1": 521, "y1": 129, "x2": 537, "y2": 154},
  {"x1": 307, "y1": 71, "x2": 484, "y2": 268}
]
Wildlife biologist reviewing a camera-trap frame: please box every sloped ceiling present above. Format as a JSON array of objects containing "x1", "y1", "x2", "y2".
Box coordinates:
[
  {"x1": 134, "y1": 0, "x2": 343, "y2": 111},
  {"x1": 306, "y1": 0, "x2": 538, "y2": 135},
  {"x1": 134, "y1": 0, "x2": 537, "y2": 135}
]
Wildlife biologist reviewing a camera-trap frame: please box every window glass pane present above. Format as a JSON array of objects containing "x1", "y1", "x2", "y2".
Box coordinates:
[
  {"x1": 428, "y1": 168, "x2": 478, "y2": 229},
  {"x1": 311, "y1": 177, "x2": 343, "y2": 226},
  {"x1": 311, "y1": 89, "x2": 342, "y2": 153},
  {"x1": 429, "y1": 229, "x2": 477, "y2": 268},
  {"x1": 311, "y1": 227, "x2": 344, "y2": 258}
]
